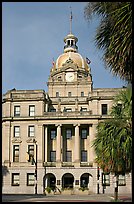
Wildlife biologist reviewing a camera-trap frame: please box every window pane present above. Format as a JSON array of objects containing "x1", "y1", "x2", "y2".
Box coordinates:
[
  {"x1": 56, "y1": 92, "x2": 59, "y2": 97},
  {"x1": 81, "y1": 151, "x2": 87, "y2": 162},
  {"x1": 66, "y1": 129, "x2": 72, "y2": 139},
  {"x1": 29, "y1": 106, "x2": 35, "y2": 116},
  {"x1": 13, "y1": 145, "x2": 19, "y2": 162},
  {"x1": 14, "y1": 126, "x2": 20, "y2": 137},
  {"x1": 12, "y1": 173, "x2": 20, "y2": 186},
  {"x1": 50, "y1": 130, "x2": 56, "y2": 139},
  {"x1": 29, "y1": 126, "x2": 35, "y2": 137},
  {"x1": 102, "y1": 173, "x2": 110, "y2": 186},
  {"x1": 14, "y1": 106, "x2": 20, "y2": 116},
  {"x1": 81, "y1": 129, "x2": 87, "y2": 139},
  {"x1": 68, "y1": 92, "x2": 71, "y2": 97},
  {"x1": 28, "y1": 145, "x2": 34, "y2": 161},
  {"x1": 119, "y1": 175, "x2": 126, "y2": 185},
  {"x1": 50, "y1": 151, "x2": 56, "y2": 162},
  {"x1": 66, "y1": 151, "x2": 72, "y2": 162},
  {"x1": 102, "y1": 104, "x2": 107, "y2": 115},
  {"x1": 27, "y1": 173, "x2": 35, "y2": 186},
  {"x1": 81, "y1": 92, "x2": 84, "y2": 97}
]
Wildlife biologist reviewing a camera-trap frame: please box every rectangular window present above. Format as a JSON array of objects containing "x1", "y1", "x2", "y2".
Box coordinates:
[
  {"x1": 102, "y1": 173, "x2": 110, "y2": 186},
  {"x1": 66, "y1": 151, "x2": 72, "y2": 162},
  {"x1": 13, "y1": 145, "x2": 19, "y2": 162},
  {"x1": 28, "y1": 126, "x2": 35, "y2": 137},
  {"x1": 49, "y1": 108, "x2": 56, "y2": 112},
  {"x1": 56, "y1": 92, "x2": 59, "y2": 97},
  {"x1": 28, "y1": 145, "x2": 34, "y2": 162},
  {"x1": 81, "y1": 92, "x2": 84, "y2": 97},
  {"x1": 14, "y1": 106, "x2": 20, "y2": 117},
  {"x1": 50, "y1": 151, "x2": 56, "y2": 162},
  {"x1": 27, "y1": 173, "x2": 35, "y2": 186},
  {"x1": 66, "y1": 108, "x2": 72, "y2": 112},
  {"x1": 80, "y1": 107, "x2": 87, "y2": 112},
  {"x1": 14, "y1": 126, "x2": 20, "y2": 137},
  {"x1": 12, "y1": 173, "x2": 20, "y2": 186},
  {"x1": 81, "y1": 129, "x2": 87, "y2": 139},
  {"x1": 68, "y1": 92, "x2": 71, "y2": 97},
  {"x1": 29, "y1": 105, "x2": 35, "y2": 116},
  {"x1": 50, "y1": 129, "x2": 56, "y2": 139},
  {"x1": 66, "y1": 129, "x2": 72, "y2": 139},
  {"x1": 118, "y1": 175, "x2": 126, "y2": 186},
  {"x1": 102, "y1": 104, "x2": 108, "y2": 115},
  {"x1": 81, "y1": 150, "x2": 87, "y2": 162}
]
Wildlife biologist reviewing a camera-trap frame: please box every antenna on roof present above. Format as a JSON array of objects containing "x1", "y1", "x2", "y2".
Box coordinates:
[{"x1": 70, "y1": 6, "x2": 73, "y2": 34}]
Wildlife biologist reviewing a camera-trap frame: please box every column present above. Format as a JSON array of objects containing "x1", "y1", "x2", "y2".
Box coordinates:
[
  {"x1": 74, "y1": 124, "x2": 80, "y2": 164},
  {"x1": 89, "y1": 123, "x2": 97, "y2": 165},
  {"x1": 45, "y1": 126, "x2": 48, "y2": 162},
  {"x1": 45, "y1": 103, "x2": 48, "y2": 112},
  {"x1": 56, "y1": 124, "x2": 61, "y2": 165}
]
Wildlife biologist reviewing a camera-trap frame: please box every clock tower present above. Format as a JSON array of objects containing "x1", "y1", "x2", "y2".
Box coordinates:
[{"x1": 47, "y1": 17, "x2": 92, "y2": 98}]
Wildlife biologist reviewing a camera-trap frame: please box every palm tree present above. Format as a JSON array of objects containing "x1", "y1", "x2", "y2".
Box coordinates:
[
  {"x1": 92, "y1": 87, "x2": 132, "y2": 200},
  {"x1": 84, "y1": 2, "x2": 132, "y2": 82}
]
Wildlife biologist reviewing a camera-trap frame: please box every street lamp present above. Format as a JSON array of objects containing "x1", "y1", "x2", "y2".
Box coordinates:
[{"x1": 33, "y1": 139, "x2": 38, "y2": 195}]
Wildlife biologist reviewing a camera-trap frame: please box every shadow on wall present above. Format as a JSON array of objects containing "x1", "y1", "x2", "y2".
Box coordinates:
[{"x1": 2, "y1": 165, "x2": 9, "y2": 186}]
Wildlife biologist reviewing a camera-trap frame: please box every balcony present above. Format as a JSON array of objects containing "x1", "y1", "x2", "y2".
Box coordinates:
[
  {"x1": 44, "y1": 111, "x2": 92, "y2": 119},
  {"x1": 43, "y1": 162, "x2": 56, "y2": 167},
  {"x1": 80, "y1": 162, "x2": 93, "y2": 167},
  {"x1": 61, "y1": 162, "x2": 74, "y2": 167}
]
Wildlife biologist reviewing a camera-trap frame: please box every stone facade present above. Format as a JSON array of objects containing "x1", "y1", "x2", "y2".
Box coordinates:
[{"x1": 2, "y1": 31, "x2": 131, "y2": 195}]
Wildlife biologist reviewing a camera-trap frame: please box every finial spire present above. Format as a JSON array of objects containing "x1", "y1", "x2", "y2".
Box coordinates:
[{"x1": 70, "y1": 7, "x2": 73, "y2": 34}]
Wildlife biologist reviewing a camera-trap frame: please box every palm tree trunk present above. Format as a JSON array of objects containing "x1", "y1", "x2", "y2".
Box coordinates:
[{"x1": 114, "y1": 174, "x2": 119, "y2": 201}]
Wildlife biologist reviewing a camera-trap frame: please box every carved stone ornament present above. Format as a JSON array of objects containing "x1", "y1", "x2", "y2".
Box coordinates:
[
  {"x1": 62, "y1": 58, "x2": 74, "y2": 66},
  {"x1": 12, "y1": 138, "x2": 22, "y2": 143},
  {"x1": 26, "y1": 138, "x2": 35, "y2": 143}
]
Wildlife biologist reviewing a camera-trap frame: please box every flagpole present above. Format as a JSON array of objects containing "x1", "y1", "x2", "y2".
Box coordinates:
[{"x1": 70, "y1": 7, "x2": 72, "y2": 34}]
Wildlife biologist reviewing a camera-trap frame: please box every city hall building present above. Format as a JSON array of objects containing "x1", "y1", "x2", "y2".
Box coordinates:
[{"x1": 2, "y1": 28, "x2": 132, "y2": 195}]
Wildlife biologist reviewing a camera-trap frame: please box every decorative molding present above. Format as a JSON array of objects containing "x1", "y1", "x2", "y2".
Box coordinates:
[
  {"x1": 26, "y1": 138, "x2": 35, "y2": 143},
  {"x1": 12, "y1": 138, "x2": 22, "y2": 143}
]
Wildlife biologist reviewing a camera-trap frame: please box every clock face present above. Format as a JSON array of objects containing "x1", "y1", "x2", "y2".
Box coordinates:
[{"x1": 66, "y1": 72, "x2": 74, "y2": 82}]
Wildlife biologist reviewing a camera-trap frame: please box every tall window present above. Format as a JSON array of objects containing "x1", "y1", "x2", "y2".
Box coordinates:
[
  {"x1": 81, "y1": 129, "x2": 87, "y2": 139},
  {"x1": 50, "y1": 151, "x2": 56, "y2": 162},
  {"x1": 28, "y1": 126, "x2": 35, "y2": 137},
  {"x1": 68, "y1": 92, "x2": 72, "y2": 97},
  {"x1": 50, "y1": 129, "x2": 56, "y2": 139},
  {"x1": 28, "y1": 145, "x2": 34, "y2": 162},
  {"x1": 27, "y1": 173, "x2": 35, "y2": 186},
  {"x1": 29, "y1": 105, "x2": 35, "y2": 116},
  {"x1": 81, "y1": 92, "x2": 84, "y2": 97},
  {"x1": 66, "y1": 151, "x2": 72, "y2": 162},
  {"x1": 102, "y1": 173, "x2": 110, "y2": 186},
  {"x1": 14, "y1": 106, "x2": 20, "y2": 117},
  {"x1": 14, "y1": 126, "x2": 20, "y2": 137},
  {"x1": 102, "y1": 104, "x2": 108, "y2": 115},
  {"x1": 81, "y1": 150, "x2": 87, "y2": 162},
  {"x1": 13, "y1": 145, "x2": 19, "y2": 162},
  {"x1": 118, "y1": 175, "x2": 126, "y2": 186},
  {"x1": 12, "y1": 173, "x2": 20, "y2": 186},
  {"x1": 66, "y1": 129, "x2": 72, "y2": 139},
  {"x1": 56, "y1": 92, "x2": 59, "y2": 98}
]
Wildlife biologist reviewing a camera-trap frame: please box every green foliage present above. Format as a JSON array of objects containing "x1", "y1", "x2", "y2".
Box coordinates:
[
  {"x1": 84, "y1": 2, "x2": 132, "y2": 82},
  {"x1": 92, "y1": 87, "x2": 132, "y2": 174},
  {"x1": 45, "y1": 187, "x2": 52, "y2": 194},
  {"x1": 79, "y1": 187, "x2": 89, "y2": 191}
]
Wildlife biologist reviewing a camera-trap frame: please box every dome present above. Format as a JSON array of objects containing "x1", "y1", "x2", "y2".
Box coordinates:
[
  {"x1": 55, "y1": 52, "x2": 90, "y2": 72},
  {"x1": 51, "y1": 32, "x2": 90, "y2": 73}
]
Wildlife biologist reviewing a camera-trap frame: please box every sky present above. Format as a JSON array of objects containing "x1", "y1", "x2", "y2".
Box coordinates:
[{"x1": 2, "y1": 2, "x2": 126, "y2": 95}]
